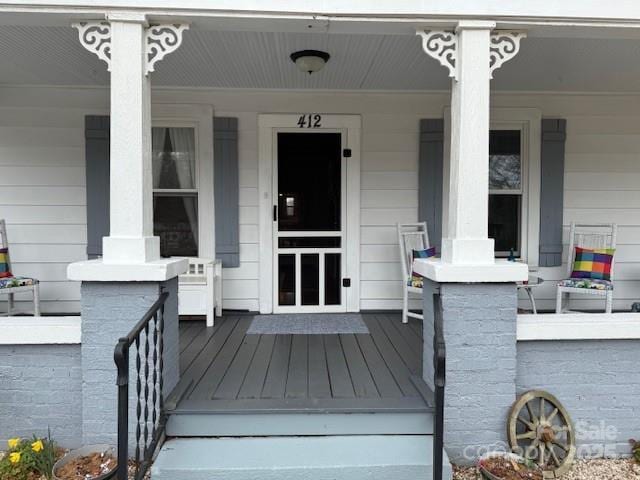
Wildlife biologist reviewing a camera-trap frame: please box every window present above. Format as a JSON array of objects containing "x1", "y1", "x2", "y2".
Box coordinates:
[
  {"x1": 152, "y1": 127, "x2": 198, "y2": 257},
  {"x1": 489, "y1": 129, "x2": 522, "y2": 257}
]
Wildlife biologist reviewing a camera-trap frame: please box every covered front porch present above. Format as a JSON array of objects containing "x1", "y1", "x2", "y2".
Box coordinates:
[
  {"x1": 167, "y1": 313, "x2": 430, "y2": 432},
  {"x1": 0, "y1": 5, "x2": 640, "y2": 480}
]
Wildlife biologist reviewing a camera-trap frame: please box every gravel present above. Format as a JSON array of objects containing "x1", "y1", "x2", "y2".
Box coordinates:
[{"x1": 453, "y1": 458, "x2": 640, "y2": 480}]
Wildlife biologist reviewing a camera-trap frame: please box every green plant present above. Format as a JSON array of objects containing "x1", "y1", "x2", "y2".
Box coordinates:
[
  {"x1": 0, "y1": 431, "x2": 57, "y2": 480},
  {"x1": 630, "y1": 439, "x2": 640, "y2": 463}
]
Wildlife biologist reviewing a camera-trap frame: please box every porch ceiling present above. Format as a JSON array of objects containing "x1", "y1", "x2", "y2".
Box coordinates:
[{"x1": 1, "y1": 25, "x2": 640, "y2": 91}]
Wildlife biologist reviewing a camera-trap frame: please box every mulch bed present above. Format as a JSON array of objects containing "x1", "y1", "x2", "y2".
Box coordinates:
[
  {"x1": 54, "y1": 452, "x2": 116, "y2": 480},
  {"x1": 455, "y1": 458, "x2": 640, "y2": 480},
  {"x1": 0, "y1": 451, "x2": 151, "y2": 480},
  {"x1": 477, "y1": 456, "x2": 543, "y2": 480}
]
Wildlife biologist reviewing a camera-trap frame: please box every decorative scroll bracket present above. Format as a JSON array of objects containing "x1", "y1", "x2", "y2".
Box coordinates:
[
  {"x1": 417, "y1": 29, "x2": 526, "y2": 81},
  {"x1": 489, "y1": 31, "x2": 526, "y2": 79},
  {"x1": 145, "y1": 24, "x2": 189, "y2": 75},
  {"x1": 416, "y1": 30, "x2": 458, "y2": 80},
  {"x1": 73, "y1": 21, "x2": 112, "y2": 71},
  {"x1": 73, "y1": 21, "x2": 189, "y2": 75}
]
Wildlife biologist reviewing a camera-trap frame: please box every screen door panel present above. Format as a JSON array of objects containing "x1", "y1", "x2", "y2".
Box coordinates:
[{"x1": 274, "y1": 132, "x2": 345, "y2": 311}]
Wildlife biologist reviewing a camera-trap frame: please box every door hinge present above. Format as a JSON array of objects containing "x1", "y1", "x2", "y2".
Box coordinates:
[
  {"x1": 273, "y1": 205, "x2": 278, "y2": 222},
  {"x1": 343, "y1": 148, "x2": 352, "y2": 158},
  {"x1": 342, "y1": 278, "x2": 351, "y2": 288}
]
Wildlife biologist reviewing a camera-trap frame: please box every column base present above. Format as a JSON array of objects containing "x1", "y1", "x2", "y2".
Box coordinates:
[
  {"x1": 68, "y1": 257, "x2": 188, "y2": 282},
  {"x1": 414, "y1": 257, "x2": 528, "y2": 283},
  {"x1": 441, "y1": 237, "x2": 495, "y2": 264},
  {"x1": 103, "y1": 236, "x2": 160, "y2": 264}
]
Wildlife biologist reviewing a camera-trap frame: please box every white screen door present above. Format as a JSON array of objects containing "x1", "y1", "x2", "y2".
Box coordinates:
[{"x1": 272, "y1": 131, "x2": 347, "y2": 313}]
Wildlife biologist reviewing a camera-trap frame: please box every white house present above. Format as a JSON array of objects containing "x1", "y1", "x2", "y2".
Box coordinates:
[{"x1": 1, "y1": 2, "x2": 640, "y2": 479}]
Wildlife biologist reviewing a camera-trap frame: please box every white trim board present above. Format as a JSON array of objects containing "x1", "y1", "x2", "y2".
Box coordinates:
[
  {"x1": 517, "y1": 313, "x2": 640, "y2": 341},
  {"x1": 7, "y1": 3, "x2": 640, "y2": 33},
  {"x1": 0, "y1": 316, "x2": 81, "y2": 344},
  {"x1": 258, "y1": 114, "x2": 361, "y2": 314}
]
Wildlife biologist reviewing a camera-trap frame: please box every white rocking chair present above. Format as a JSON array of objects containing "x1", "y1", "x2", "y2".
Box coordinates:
[
  {"x1": 0, "y1": 219, "x2": 41, "y2": 316},
  {"x1": 397, "y1": 222, "x2": 431, "y2": 324},
  {"x1": 556, "y1": 222, "x2": 617, "y2": 314}
]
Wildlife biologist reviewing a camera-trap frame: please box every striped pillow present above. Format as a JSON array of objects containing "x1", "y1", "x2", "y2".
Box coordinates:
[
  {"x1": 409, "y1": 247, "x2": 437, "y2": 288},
  {"x1": 0, "y1": 248, "x2": 11, "y2": 279},
  {"x1": 571, "y1": 246, "x2": 615, "y2": 281}
]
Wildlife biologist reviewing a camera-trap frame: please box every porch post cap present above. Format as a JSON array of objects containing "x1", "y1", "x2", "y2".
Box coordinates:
[
  {"x1": 106, "y1": 11, "x2": 148, "y2": 24},
  {"x1": 67, "y1": 258, "x2": 188, "y2": 282},
  {"x1": 455, "y1": 20, "x2": 496, "y2": 31},
  {"x1": 413, "y1": 257, "x2": 528, "y2": 283}
]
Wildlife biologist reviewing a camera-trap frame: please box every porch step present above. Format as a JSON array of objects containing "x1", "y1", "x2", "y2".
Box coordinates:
[
  {"x1": 166, "y1": 411, "x2": 433, "y2": 436},
  {"x1": 151, "y1": 436, "x2": 453, "y2": 480}
]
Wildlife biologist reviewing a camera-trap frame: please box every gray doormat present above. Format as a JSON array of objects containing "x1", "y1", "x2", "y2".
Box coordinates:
[{"x1": 246, "y1": 314, "x2": 369, "y2": 335}]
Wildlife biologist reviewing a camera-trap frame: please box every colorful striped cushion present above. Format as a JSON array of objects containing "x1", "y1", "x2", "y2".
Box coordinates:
[
  {"x1": 0, "y1": 276, "x2": 37, "y2": 289},
  {"x1": 571, "y1": 246, "x2": 615, "y2": 281},
  {"x1": 0, "y1": 248, "x2": 11, "y2": 279},
  {"x1": 558, "y1": 278, "x2": 613, "y2": 291},
  {"x1": 409, "y1": 247, "x2": 437, "y2": 288}
]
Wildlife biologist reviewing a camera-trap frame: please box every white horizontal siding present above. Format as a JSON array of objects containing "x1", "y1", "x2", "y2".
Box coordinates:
[
  {"x1": 0, "y1": 104, "x2": 89, "y2": 314},
  {"x1": 1, "y1": 87, "x2": 640, "y2": 314},
  {"x1": 533, "y1": 109, "x2": 640, "y2": 312},
  {"x1": 0, "y1": 166, "x2": 85, "y2": 186}
]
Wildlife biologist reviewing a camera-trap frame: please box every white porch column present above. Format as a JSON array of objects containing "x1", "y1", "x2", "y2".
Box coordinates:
[
  {"x1": 69, "y1": 16, "x2": 189, "y2": 447},
  {"x1": 70, "y1": 17, "x2": 189, "y2": 280},
  {"x1": 416, "y1": 23, "x2": 528, "y2": 465},
  {"x1": 442, "y1": 21, "x2": 494, "y2": 265},
  {"x1": 417, "y1": 22, "x2": 527, "y2": 280},
  {"x1": 103, "y1": 13, "x2": 157, "y2": 264}
]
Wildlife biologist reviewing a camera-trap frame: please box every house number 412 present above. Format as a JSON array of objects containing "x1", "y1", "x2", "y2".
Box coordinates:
[{"x1": 297, "y1": 114, "x2": 322, "y2": 128}]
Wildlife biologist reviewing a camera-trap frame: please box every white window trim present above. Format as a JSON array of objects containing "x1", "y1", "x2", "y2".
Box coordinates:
[
  {"x1": 258, "y1": 114, "x2": 361, "y2": 314},
  {"x1": 443, "y1": 107, "x2": 541, "y2": 267},
  {"x1": 490, "y1": 122, "x2": 526, "y2": 258},
  {"x1": 517, "y1": 313, "x2": 640, "y2": 341},
  {"x1": 151, "y1": 104, "x2": 215, "y2": 260},
  {"x1": 0, "y1": 317, "x2": 81, "y2": 344}
]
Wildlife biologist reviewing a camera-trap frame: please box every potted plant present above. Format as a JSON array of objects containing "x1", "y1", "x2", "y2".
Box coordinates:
[
  {"x1": 478, "y1": 452, "x2": 543, "y2": 480},
  {"x1": 52, "y1": 444, "x2": 117, "y2": 480},
  {"x1": 631, "y1": 439, "x2": 640, "y2": 463},
  {"x1": 0, "y1": 434, "x2": 58, "y2": 480}
]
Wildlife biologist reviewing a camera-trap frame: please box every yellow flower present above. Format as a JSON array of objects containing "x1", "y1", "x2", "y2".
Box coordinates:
[
  {"x1": 31, "y1": 440, "x2": 44, "y2": 453},
  {"x1": 9, "y1": 452, "x2": 20, "y2": 464},
  {"x1": 7, "y1": 438, "x2": 19, "y2": 449}
]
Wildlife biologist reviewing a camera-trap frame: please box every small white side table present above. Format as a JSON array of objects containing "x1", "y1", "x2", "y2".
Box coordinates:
[{"x1": 517, "y1": 276, "x2": 544, "y2": 314}]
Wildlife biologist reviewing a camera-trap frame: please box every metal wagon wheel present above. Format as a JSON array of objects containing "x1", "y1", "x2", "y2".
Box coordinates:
[{"x1": 507, "y1": 390, "x2": 576, "y2": 479}]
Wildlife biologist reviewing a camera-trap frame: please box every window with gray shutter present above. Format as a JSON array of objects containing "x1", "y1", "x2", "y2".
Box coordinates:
[
  {"x1": 214, "y1": 117, "x2": 240, "y2": 267},
  {"x1": 418, "y1": 119, "x2": 444, "y2": 252},
  {"x1": 539, "y1": 119, "x2": 567, "y2": 267},
  {"x1": 84, "y1": 115, "x2": 110, "y2": 259}
]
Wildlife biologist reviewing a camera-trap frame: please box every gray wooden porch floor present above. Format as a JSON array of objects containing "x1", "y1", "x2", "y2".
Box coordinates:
[{"x1": 170, "y1": 313, "x2": 428, "y2": 414}]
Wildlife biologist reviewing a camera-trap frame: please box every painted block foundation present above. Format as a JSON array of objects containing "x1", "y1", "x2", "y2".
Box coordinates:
[
  {"x1": 423, "y1": 280, "x2": 518, "y2": 465},
  {"x1": 0, "y1": 344, "x2": 82, "y2": 448},
  {"x1": 423, "y1": 280, "x2": 640, "y2": 464},
  {"x1": 517, "y1": 339, "x2": 640, "y2": 457},
  {"x1": 80, "y1": 278, "x2": 179, "y2": 447}
]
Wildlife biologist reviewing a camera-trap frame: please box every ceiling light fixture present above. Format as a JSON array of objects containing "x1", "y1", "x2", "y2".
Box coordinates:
[{"x1": 290, "y1": 50, "x2": 330, "y2": 74}]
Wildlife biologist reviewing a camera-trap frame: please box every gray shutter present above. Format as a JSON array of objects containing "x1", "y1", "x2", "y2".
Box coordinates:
[
  {"x1": 214, "y1": 117, "x2": 240, "y2": 267},
  {"x1": 85, "y1": 115, "x2": 110, "y2": 259},
  {"x1": 418, "y1": 119, "x2": 444, "y2": 252},
  {"x1": 539, "y1": 119, "x2": 567, "y2": 267}
]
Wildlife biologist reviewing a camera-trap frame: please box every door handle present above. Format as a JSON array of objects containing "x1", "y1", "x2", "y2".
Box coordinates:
[{"x1": 273, "y1": 205, "x2": 278, "y2": 222}]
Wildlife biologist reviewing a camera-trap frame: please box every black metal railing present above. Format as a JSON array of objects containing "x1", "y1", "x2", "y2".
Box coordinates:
[
  {"x1": 433, "y1": 293, "x2": 446, "y2": 480},
  {"x1": 113, "y1": 291, "x2": 169, "y2": 480}
]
